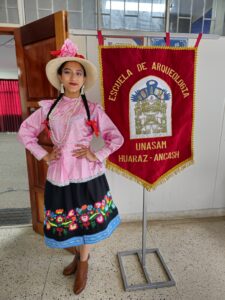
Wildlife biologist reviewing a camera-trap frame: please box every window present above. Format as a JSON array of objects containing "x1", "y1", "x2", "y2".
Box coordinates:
[
  {"x1": 169, "y1": 0, "x2": 218, "y2": 34},
  {"x1": 99, "y1": 0, "x2": 224, "y2": 34},
  {"x1": 0, "y1": 0, "x2": 224, "y2": 36},
  {"x1": 100, "y1": 0, "x2": 166, "y2": 31},
  {"x1": 23, "y1": 0, "x2": 96, "y2": 30},
  {"x1": 0, "y1": 0, "x2": 19, "y2": 24}
]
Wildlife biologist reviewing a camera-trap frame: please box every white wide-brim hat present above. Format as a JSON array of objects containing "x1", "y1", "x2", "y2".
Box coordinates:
[{"x1": 45, "y1": 39, "x2": 98, "y2": 91}]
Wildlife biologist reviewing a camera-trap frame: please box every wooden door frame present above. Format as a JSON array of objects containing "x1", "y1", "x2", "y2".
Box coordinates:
[{"x1": 0, "y1": 26, "x2": 17, "y2": 36}]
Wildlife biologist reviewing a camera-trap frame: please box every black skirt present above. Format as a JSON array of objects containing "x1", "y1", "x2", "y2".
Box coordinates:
[{"x1": 44, "y1": 174, "x2": 120, "y2": 248}]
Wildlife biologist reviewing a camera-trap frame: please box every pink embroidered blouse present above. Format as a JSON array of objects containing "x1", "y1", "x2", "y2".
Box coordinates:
[{"x1": 17, "y1": 96, "x2": 124, "y2": 186}]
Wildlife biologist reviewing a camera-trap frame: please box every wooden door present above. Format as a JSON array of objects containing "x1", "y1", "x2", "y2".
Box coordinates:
[{"x1": 14, "y1": 11, "x2": 70, "y2": 245}]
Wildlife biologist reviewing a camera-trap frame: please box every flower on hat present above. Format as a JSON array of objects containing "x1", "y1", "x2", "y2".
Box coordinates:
[
  {"x1": 50, "y1": 39, "x2": 85, "y2": 59},
  {"x1": 60, "y1": 39, "x2": 78, "y2": 57}
]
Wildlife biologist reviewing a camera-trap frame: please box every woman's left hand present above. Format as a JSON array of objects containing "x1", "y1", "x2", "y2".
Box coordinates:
[{"x1": 72, "y1": 144, "x2": 97, "y2": 162}]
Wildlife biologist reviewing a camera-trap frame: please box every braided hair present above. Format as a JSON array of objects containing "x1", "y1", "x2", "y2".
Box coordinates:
[{"x1": 45, "y1": 61, "x2": 92, "y2": 131}]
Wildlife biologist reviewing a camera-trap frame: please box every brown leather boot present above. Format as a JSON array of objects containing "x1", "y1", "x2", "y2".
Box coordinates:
[
  {"x1": 73, "y1": 256, "x2": 89, "y2": 295},
  {"x1": 63, "y1": 249, "x2": 80, "y2": 276}
]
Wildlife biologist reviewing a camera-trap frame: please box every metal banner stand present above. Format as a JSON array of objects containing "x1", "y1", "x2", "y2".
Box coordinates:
[{"x1": 117, "y1": 188, "x2": 176, "y2": 291}]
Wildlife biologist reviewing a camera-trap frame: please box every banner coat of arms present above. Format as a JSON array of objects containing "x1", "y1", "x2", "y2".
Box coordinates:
[{"x1": 99, "y1": 45, "x2": 197, "y2": 190}]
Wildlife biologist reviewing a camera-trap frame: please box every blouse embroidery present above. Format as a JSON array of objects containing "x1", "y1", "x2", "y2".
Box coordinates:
[{"x1": 49, "y1": 98, "x2": 81, "y2": 145}]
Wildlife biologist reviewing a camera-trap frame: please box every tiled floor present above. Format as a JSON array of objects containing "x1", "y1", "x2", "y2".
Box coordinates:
[
  {"x1": 0, "y1": 133, "x2": 29, "y2": 210},
  {"x1": 1, "y1": 218, "x2": 225, "y2": 300}
]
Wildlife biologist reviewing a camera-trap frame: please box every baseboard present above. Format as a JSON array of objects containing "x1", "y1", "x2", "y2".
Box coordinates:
[{"x1": 120, "y1": 208, "x2": 225, "y2": 222}]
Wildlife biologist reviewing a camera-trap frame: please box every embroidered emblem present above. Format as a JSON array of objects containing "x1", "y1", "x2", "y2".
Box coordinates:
[{"x1": 130, "y1": 77, "x2": 172, "y2": 139}]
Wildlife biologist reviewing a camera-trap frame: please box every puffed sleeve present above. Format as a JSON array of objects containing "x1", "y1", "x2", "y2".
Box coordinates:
[
  {"x1": 17, "y1": 100, "x2": 54, "y2": 161},
  {"x1": 92, "y1": 103, "x2": 124, "y2": 162}
]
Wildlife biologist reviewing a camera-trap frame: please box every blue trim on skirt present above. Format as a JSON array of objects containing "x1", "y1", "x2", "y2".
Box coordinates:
[{"x1": 44, "y1": 214, "x2": 120, "y2": 248}]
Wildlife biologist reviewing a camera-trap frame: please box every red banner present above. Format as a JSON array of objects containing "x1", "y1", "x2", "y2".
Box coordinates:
[{"x1": 99, "y1": 45, "x2": 197, "y2": 190}]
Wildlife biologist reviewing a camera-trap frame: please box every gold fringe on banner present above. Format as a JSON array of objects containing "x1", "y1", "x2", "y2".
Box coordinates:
[
  {"x1": 192, "y1": 47, "x2": 198, "y2": 166},
  {"x1": 98, "y1": 46, "x2": 106, "y2": 109},
  {"x1": 106, "y1": 158, "x2": 194, "y2": 191}
]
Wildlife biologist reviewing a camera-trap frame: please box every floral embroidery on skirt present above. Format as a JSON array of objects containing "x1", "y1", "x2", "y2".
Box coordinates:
[{"x1": 45, "y1": 191, "x2": 116, "y2": 236}]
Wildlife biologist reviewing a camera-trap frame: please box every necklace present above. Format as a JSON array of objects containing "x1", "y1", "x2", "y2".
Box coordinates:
[
  {"x1": 49, "y1": 98, "x2": 81, "y2": 145},
  {"x1": 49, "y1": 100, "x2": 79, "y2": 120}
]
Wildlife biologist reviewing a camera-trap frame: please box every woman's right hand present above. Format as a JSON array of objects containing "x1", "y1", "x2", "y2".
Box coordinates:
[{"x1": 43, "y1": 147, "x2": 61, "y2": 164}]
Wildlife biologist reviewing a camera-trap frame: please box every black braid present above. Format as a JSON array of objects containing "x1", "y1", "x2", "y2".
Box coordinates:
[
  {"x1": 46, "y1": 93, "x2": 64, "y2": 127},
  {"x1": 81, "y1": 93, "x2": 91, "y2": 121},
  {"x1": 81, "y1": 93, "x2": 97, "y2": 134}
]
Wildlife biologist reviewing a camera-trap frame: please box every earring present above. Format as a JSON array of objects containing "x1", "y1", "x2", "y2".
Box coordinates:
[
  {"x1": 60, "y1": 83, "x2": 64, "y2": 93},
  {"x1": 81, "y1": 85, "x2": 85, "y2": 95}
]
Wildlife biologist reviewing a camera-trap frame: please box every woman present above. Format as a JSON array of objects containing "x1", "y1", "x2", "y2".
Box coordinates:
[{"x1": 17, "y1": 39, "x2": 124, "y2": 294}]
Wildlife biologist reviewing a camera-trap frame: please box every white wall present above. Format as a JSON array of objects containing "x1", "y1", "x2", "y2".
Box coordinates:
[{"x1": 70, "y1": 34, "x2": 225, "y2": 220}]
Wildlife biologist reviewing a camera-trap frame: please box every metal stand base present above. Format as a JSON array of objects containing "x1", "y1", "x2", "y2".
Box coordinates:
[
  {"x1": 117, "y1": 248, "x2": 176, "y2": 291},
  {"x1": 117, "y1": 188, "x2": 176, "y2": 291}
]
